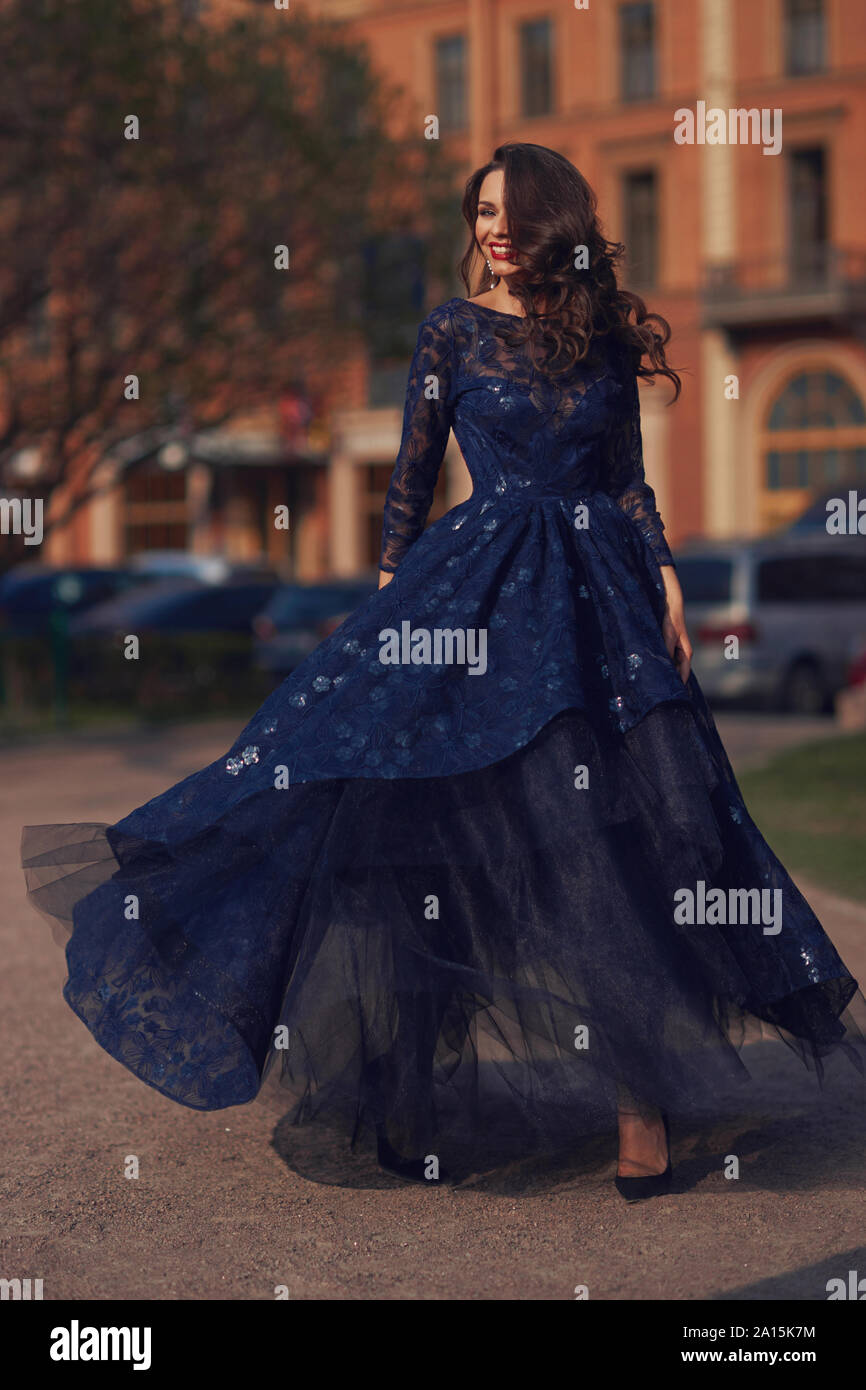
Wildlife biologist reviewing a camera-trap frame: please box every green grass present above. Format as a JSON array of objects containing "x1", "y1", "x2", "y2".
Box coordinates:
[{"x1": 738, "y1": 732, "x2": 866, "y2": 904}]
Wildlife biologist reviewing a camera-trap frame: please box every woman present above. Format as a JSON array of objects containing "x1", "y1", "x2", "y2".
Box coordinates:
[{"x1": 22, "y1": 142, "x2": 866, "y2": 1200}]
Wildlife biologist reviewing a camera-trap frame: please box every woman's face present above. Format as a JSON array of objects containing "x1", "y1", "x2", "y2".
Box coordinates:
[{"x1": 475, "y1": 170, "x2": 519, "y2": 278}]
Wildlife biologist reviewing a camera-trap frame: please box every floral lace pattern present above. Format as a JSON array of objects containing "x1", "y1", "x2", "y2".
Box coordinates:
[{"x1": 379, "y1": 298, "x2": 673, "y2": 573}]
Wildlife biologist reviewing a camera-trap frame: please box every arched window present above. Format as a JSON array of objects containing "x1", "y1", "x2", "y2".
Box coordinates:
[{"x1": 760, "y1": 369, "x2": 866, "y2": 526}]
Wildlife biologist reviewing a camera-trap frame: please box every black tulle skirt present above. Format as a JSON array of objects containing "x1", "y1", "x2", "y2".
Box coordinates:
[{"x1": 21, "y1": 682, "x2": 866, "y2": 1170}]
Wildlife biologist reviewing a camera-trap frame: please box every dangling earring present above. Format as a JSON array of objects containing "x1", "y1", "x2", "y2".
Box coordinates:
[{"x1": 485, "y1": 257, "x2": 495, "y2": 286}]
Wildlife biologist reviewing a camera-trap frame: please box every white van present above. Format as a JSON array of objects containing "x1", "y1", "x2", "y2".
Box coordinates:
[{"x1": 674, "y1": 533, "x2": 866, "y2": 713}]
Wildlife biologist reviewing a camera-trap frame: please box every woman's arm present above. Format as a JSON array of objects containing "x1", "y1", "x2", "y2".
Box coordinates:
[
  {"x1": 602, "y1": 344, "x2": 691, "y2": 680},
  {"x1": 378, "y1": 306, "x2": 457, "y2": 579},
  {"x1": 659, "y1": 563, "x2": 692, "y2": 683},
  {"x1": 601, "y1": 352, "x2": 674, "y2": 569}
]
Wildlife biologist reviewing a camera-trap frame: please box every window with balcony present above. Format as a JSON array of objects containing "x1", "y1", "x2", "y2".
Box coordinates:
[
  {"x1": 789, "y1": 147, "x2": 828, "y2": 282},
  {"x1": 785, "y1": 0, "x2": 826, "y2": 77},
  {"x1": 435, "y1": 34, "x2": 467, "y2": 133},
  {"x1": 620, "y1": 2, "x2": 656, "y2": 102},
  {"x1": 519, "y1": 18, "x2": 553, "y2": 118},
  {"x1": 622, "y1": 170, "x2": 658, "y2": 287}
]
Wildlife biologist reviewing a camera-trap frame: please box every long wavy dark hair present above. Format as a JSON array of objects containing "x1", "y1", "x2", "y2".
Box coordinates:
[{"x1": 459, "y1": 142, "x2": 681, "y2": 399}]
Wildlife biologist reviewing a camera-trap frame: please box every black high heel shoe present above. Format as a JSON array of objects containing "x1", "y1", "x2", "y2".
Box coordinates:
[
  {"x1": 376, "y1": 1133, "x2": 451, "y2": 1185},
  {"x1": 614, "y1": 1111, "x2": 672, "y2": 1202}
]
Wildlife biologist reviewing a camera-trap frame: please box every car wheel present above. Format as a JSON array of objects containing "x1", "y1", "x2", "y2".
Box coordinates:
[{"x1": 781, "y1": 659, "x2": 827, "y2": 715}]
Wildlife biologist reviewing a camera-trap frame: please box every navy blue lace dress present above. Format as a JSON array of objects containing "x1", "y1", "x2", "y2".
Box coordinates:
[{"x1": 21, "y1": 297, "x2": 866, "y2": 1166}]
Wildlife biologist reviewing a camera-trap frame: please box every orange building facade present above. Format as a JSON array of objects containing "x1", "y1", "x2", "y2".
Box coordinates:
[
  {"x1": 14, "y1": 0, "x2": 866, "y2": 577},
  {"x1": 313, "y1": 0, "x2": 866, "y2": 570}
]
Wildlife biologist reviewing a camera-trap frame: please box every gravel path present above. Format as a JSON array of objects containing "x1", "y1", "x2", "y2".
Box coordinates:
[{"x1": 3, "y1": 715, "x2": 864, "y2": 1301}]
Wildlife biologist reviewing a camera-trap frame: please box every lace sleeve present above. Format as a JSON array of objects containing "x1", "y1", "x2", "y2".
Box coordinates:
[
  {"x1": 379, "y1": 307, "x2": 456, "y2": 573},
  {"x1": 602, "y1": 345, "x2": 674, "y2": 568}
]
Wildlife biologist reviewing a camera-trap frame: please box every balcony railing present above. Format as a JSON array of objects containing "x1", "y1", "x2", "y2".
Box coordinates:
[{"x1": 701, "y1": 246, "x2": 866, "y2": 332}]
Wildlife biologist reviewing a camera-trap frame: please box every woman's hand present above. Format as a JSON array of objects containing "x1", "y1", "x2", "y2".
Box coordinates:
[
  {"x1": 378, "y1": 569, "x2": 395, "y2": 590},
  {"x1": 659, "y1": 564, "x2": 692, "y2": 684}
]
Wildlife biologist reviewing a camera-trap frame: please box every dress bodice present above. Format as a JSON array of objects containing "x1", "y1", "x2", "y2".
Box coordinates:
[{"x1": 379, "y1": 297, "x2": 674, "y2": 573}]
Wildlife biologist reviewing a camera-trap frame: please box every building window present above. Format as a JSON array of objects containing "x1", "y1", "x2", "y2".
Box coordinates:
[
  {"x1": 768, "y1": 371, "x2": 865, "y2": 433},
  {"x1": 362, "y1": 233, "x2": 427, "y2": 361},
  {"x1": 435, "y1": 34, "x2": 467, "y2": 132},
  {"x1": 622, "y1": 170, "x2": 658, "y2": 287},
  {"x1": 123, "y1": 464, "x2": 189, "y2": 554},
  {"x1": 784, "y1": 0, "x2": 826, "y2": 76},
  {"x1": 519, "y1": 18, "x2": 553, "y2": 118},
  {"x1": 765, "y1": 445, "x2": 866, "y2": 490},
  {"x1": 27, "y1": 290, "x2": 51, "y2": 357},
  {"x1": 324, "y1": 52, "x2": 368, "y2": 141},
  {"x1": 761, "y1": 369, "x2": 866, "y2": 525},
  {"x1": 789, "y1": 147, "x2": 828, "y2": 281},
  {"x1": 620, "y1": 2, "x2": 656, "y2": 102}
]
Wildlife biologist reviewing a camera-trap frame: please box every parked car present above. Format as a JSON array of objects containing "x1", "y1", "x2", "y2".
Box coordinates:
[
  {"x1": 845, "y1": 641, "x2": 866, "y2": 691},
  {"x1": 675, "y1": 533, "x2": 866, "y2": 713},
  {"x1": 253, "y1": 579, "x2": 377, "y2": 675},
  {"x1": 786, "y1": 486, "x2": 864, "y2": 534},
  {"x1": 0, "y1": 564, "x2": 142, "y2": 637},
  {"x1": 834, "y1": 632, "x2": 866, "y2": 729},
  {"x1": 68, "y1": 576, "x2": 280, "y2": 638},
  {"x1": 126, "y1": 550, "x2": 282, "y2": 585}
]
